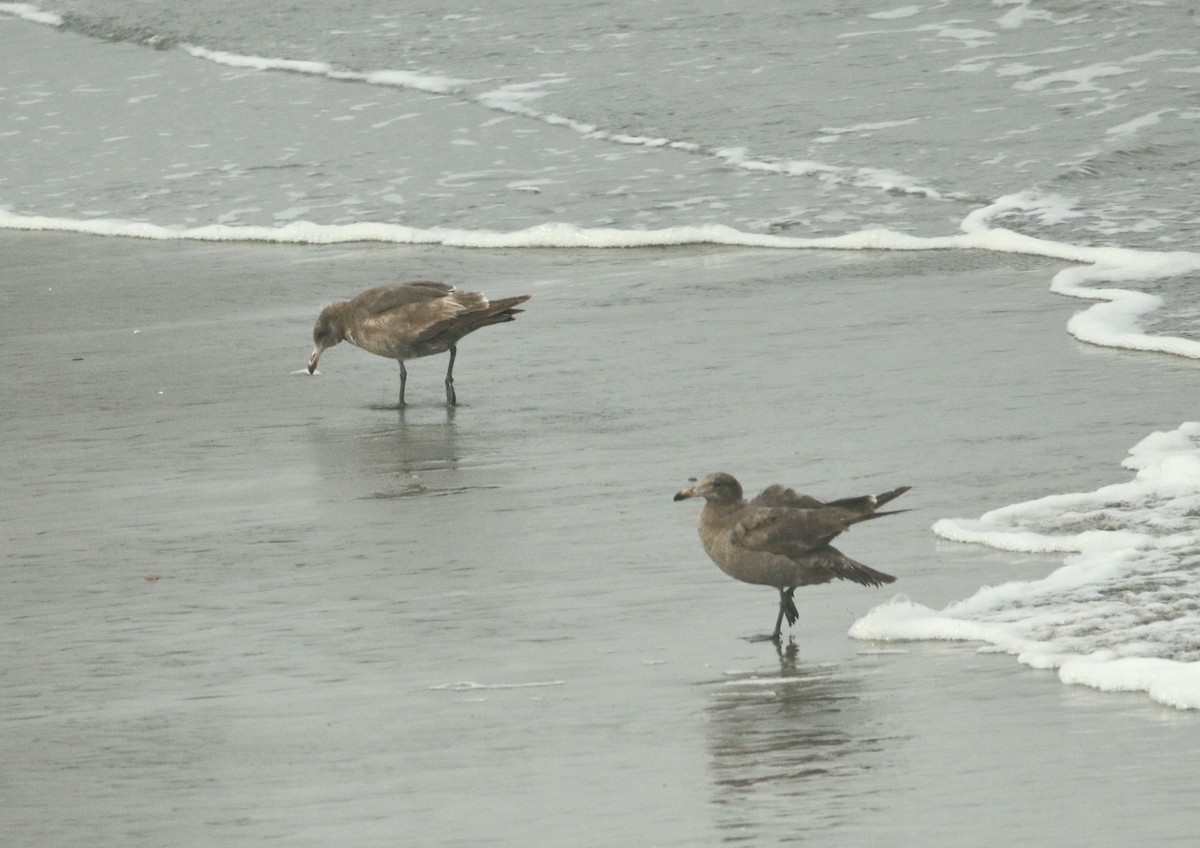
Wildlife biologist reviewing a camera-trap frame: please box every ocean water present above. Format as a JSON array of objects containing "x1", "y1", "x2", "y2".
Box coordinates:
[
  {"x1": 3, "y1": 0, "x2": 1200, "y2": 729},
  {"x1": 6, "y1": 3, "x2": 1200, "y2": 844}
]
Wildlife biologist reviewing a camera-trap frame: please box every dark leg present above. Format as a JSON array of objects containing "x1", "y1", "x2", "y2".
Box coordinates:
[
  {"x1": 772, "y1": 587, "x2": 799, "y2": 641},
  {"x1": 444, "y1": 345, "x2": 458, "y2": 406},
  {"x1": 781, "y1": 588, "x2": 799, "y2": 627},
  {"x1": 398, "y1": 361, "x2": 407, "y2": 407}
]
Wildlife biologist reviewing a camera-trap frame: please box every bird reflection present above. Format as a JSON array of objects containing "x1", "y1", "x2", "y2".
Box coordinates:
[
  {"x1": 365, "y1": 418, "x2": 462, "y2": 478},
  {"x1": 775, "y1": 637, "x2": 799, "y2": 665},
  {"x1": 307, "y1": 411, "x2": 471, "y2": 500},
  {"x1": 704, "y1": 653, "x2": 896, "y2": 839}
]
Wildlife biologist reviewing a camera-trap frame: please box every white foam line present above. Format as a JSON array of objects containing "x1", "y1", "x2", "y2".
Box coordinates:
[
  {"x1": 0, "y1": 207, "x2": 1076, "y2": 252},
  {"x1": 182, "y1": 45, "x2": 466, "y2": 95},
  {"x1": 4, "y1": 205, "x2": 1200, "y2": 357},
  {"x1": 0, "y1": 2, "x2": 62, "y2": 26},
  {"x1": 0, "y1": 205, "x2": 1176, "y2": 259},
  {"x1": 427, "y1": 680, "x2": 566, "y2": 691}
]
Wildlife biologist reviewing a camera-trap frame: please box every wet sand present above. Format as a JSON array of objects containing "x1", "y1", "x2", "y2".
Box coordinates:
[{"x1": 3, "y1": 231, "x2": 1199, "y2": 846}]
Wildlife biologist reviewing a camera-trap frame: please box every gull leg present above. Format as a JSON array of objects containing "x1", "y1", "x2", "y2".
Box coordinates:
[
  {"x1": 444, "y1": 345, "x2": 458, "y2": 406},
  {"x1": 398, "y1": 361, "x2": 407, "y2": 407},
  {"x1": 781, "y1": 588, "x2": 799, "y2": 627},
  {"x1": 770, "y1": 587, "x2": 799, "y2": 642},
  {"x1": 771, "y1": 603, "x2": 785, "y2": 643}
]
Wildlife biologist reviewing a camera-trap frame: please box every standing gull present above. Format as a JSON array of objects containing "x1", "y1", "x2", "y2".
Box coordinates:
[
  {"x1": 307, "y1": 281, "x2": 531, "y2": 406},
  {"x1": 674, "y1": 472, "x2": 909, "y2": 642}
]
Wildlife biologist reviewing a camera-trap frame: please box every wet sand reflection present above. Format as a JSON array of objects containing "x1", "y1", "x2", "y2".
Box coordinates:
[
  {"x1": 703, "y1": 648, "x2": 903, "y2": 839},
  {"x1": 307, "y1": 410, "x2": 483, "y2": 500}
]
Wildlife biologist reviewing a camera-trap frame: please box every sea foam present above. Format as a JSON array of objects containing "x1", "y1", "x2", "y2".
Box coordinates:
[
  {"x1": 181, "y1": 45, "x2": 466, "y2": 95},
  {"x1": 4, "y1": 203, "x2": 1198, "y2": 361},
  {"x1": 852, "y1": 423, "x2": 1200, "y2": 710},
  {"x1": 0, "y1": 2, "x2": 61, "y2": 26}
]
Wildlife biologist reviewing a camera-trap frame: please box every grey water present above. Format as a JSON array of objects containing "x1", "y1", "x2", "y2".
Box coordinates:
[{"x1": 4, "y1": 1, "x2": 1200, "y2": 845}]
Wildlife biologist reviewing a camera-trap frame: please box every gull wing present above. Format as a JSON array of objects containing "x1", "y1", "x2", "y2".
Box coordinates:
[{"x1": 351, "y1": 281, "x2": 454, "y2": 315}]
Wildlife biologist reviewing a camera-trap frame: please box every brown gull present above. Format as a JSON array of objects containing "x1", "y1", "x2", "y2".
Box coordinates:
[
  {"x1": 307, "y1": 281, "x2": 530, "y2": 406},
  {"x1": 674, "y1": 472, "x2": 909, "y2": 642}
]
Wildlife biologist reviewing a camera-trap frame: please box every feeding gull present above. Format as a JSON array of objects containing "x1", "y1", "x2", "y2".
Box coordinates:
[{"x1": 307, "y1": 281, "x2": 530, "y2": 406}]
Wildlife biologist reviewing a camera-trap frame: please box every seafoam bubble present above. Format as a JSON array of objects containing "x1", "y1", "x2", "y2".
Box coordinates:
[
  {"x1": 0, "y1": 3, "x2": 63, "y2": 27},
  {"x1": 854, "y1": 422, "x2": 1200, "y2": 711}
]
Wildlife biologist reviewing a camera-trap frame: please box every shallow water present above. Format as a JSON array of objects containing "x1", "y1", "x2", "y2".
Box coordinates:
[{"x1": 5, "y1": 233, "x2": 1200, "y2": 845}]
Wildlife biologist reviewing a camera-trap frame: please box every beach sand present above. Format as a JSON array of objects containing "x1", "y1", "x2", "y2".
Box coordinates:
[{"x1": 3, "y1": 230, "x2": 1199, "y2": 846}]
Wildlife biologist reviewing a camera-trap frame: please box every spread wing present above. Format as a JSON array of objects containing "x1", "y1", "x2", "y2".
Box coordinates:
[
  {"x1": 754, "y1": 484, "x2": 911, "y2": 516},
  {"x1": 351, "y1": 281, "x2": 455, "y2": 315},
  {"x1": 732, "y1": 505, "x2": 860, "y2": 559},
  {"x1": 751, "y1": 484, "x2": 828, "y2": 510}
]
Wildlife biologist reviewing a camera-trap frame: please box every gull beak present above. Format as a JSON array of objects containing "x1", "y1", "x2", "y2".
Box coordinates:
[
  {"x1": 673, "y1": 476, "x2": 700, "y2": 501},
  {"x1": 307, "y1": 347, "x2": 322, "y2": 374}
]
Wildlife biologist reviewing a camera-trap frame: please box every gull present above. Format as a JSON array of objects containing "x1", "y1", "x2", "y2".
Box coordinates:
[
  {"x1": 307, "y1": 281, "x2": 530, "y2": 406},
  {"x1": 674, "y1": 472, "x2": 908, "y2": 642}
]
